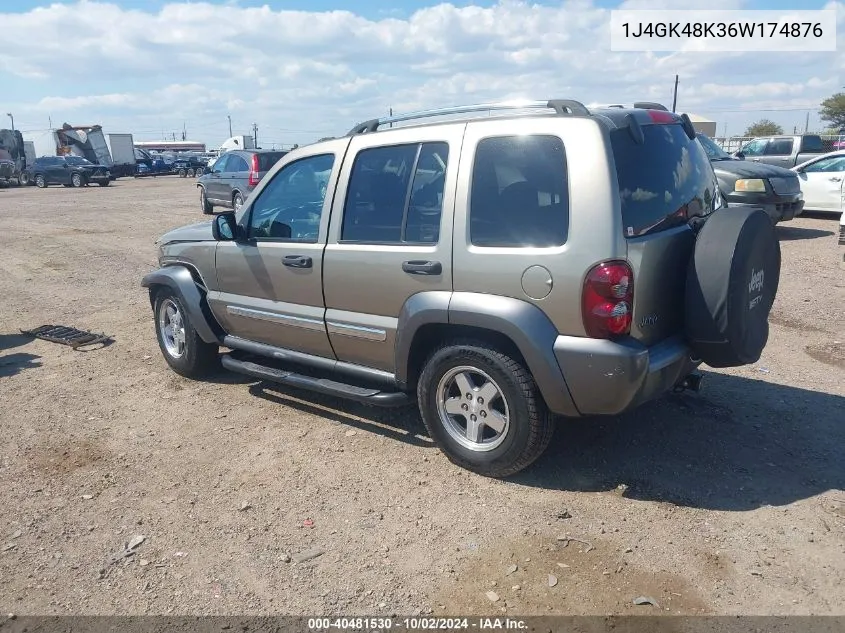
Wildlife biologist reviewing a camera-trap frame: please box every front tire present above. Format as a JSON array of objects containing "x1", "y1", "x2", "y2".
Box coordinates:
[
  {"x1": 35, "y1": 174, "x2": 47, "y2": 188},
  {"x1": 153, "y1": 289, "x2": 219, "y2": 378},
  {"x1": 233, "y1": 192, "x2": 244, "y2": 213},
  {"x1": 18, "y1": 173, "x2": 29, "y2": 186},
  {"x1": 71, "y1": 173, "x2": 84, "y2": 188},
  {"x1": 200, "y1": 187, "x2": 214, "y2": 214},
  {"x1": 417, "y1": 341, "x2": 554, "y2": 478}
]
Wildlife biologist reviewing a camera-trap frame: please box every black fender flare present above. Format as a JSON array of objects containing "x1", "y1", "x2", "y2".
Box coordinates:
[
  {"x1": 141, "y1": 266, "x2": 221, "y2": 344},
  {"x1": 395, "y1": 291, "x2": 579, "y2": 417}
]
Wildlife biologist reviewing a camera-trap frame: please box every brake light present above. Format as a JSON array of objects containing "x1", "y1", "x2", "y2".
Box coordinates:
[
  {"x1": 647, "y1": 109, "x2": 676, "y2": 124},
  {"x1": 248, "y1": 154, "x2": 260, "y2": 187},
  {"x1": 582, "y1": 261, "x2": 634, "y2": 339}
]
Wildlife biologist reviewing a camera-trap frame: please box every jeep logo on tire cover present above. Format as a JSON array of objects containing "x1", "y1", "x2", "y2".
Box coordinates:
[
  {"x1": 749, "y1": 268, "x2": 764, "y2": 294},
  {"x1": 748, "y1": 268, "x2": 764, "y2": 310}
]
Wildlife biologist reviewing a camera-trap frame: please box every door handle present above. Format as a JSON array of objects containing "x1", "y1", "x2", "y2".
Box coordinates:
[
  {"x1": 829, "y1": 177, "x2": 842, "y2": 182},
  {"x1": 283, "y1": 255, "x2": 312, "y2": 268},
  {"x1": 402, "y1": 260, "x2": 442, "y2": 275}
]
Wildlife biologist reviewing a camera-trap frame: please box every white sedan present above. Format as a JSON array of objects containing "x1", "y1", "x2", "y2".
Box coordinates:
[{"x1": 792, "y1": 150, "x2": 845, "y2": 215}]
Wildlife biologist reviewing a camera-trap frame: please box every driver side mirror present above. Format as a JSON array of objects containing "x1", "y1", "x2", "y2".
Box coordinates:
[{"x1": 212, "y1": 211, "x2": 238, "y2": 241}]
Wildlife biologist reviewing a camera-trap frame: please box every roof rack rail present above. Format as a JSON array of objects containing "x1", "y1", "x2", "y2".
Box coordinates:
[
  {"x1": 346, "y1": 99, "x2": 590, "y2": 136},
  {"x1": 633, "y1": 101, "x2": 669, "y2": 111}
]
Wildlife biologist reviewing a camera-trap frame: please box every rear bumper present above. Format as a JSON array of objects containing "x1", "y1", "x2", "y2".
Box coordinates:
[
  {"x1": 553, "y1": 335, "x2": 699, "y2": 416},
  {"x1": 726, "y1": 192, "x2": 804, "y2": 222}
]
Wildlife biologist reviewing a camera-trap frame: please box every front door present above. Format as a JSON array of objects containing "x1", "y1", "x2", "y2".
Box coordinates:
[
  {"x1": 207, "y1": 142, "x2": 347, "y2": 358},
  {"x1": 47, "y1": 157, "x2": 68, "y2": 184},
  {"x1": 798, "y1": 154, "x2": 845, "y2": 212},
  {"x1": 322, "y1": 126, "x2": 461, "y2": 372}
]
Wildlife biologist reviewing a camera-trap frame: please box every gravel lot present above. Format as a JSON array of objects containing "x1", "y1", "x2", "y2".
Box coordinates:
[{"x1": 0, "y1": 177, "x2": 843, "y2": 617}]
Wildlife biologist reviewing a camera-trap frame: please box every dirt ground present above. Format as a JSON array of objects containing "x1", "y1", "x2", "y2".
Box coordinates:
[{"x1": 0, "y1": 177, "x2": 843, "y2": 617}]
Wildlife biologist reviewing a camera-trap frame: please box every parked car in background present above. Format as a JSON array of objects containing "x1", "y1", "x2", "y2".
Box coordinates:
[
  {"x1": 735, "y1": 134, "x2": 825, "y2": 168},
  {"x1": 697, "y1": 134, "x2": 803, "y2": 223},
  {"x1": 197, "y1": 148, "x2": 287, "y2": 214},
  {"x1": 791, "y1": 150, "x2": 845, "y2": 216},
  {"x1": 173, "y1": 153, "x2": 208, "y2": 178},
  {"x1": 23, "y1": 155, "x2": 111, "y2": 188}
]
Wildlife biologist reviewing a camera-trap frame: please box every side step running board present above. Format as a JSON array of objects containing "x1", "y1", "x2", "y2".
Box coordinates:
[{"x1": 221, "y1": 354, "x2": 411, "y2": 407}]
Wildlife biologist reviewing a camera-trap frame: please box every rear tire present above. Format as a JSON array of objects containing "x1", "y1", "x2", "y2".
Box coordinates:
[
  {"x1": 233, "y1": 192, "x2": 244, "y2": 213},
  {"x1": 98, "y1": 180, "x2": 110, "y2": 187},
  {"x1": 178, "y1": 168, "x2": 187, "y2": 178},
  {"x1": 153, "y1": 288, "x2": 219, "y2": 379},
  {"x1": 417, "y1": 340, "x2": 554, "y2": 478}
]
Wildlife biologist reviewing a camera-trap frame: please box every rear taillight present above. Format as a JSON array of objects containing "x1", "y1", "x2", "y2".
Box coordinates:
[
  {"x1": 582, "y1": 260, "x2": 634, "y2": 339},
  {"x1": 647, "y1": 109, "x2": 676, "y2": 124},
  {"x1": 248, "y1": 154, "x2": 260, "y2": 186}
]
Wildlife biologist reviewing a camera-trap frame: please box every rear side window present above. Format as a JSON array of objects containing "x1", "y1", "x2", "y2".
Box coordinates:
[
  {"x1": 227, "y1": 155, "x2": 248, "y2": 172},
  {"x1": 257, "y1": 152, "x2": 287, "y2": 172},
  {"x1": 610, "y1": 124, "x2": 717, "y2": 238},
  {"x1": 469, "y1": 135, "x2": 569, "y2": 247},
  {"x1": 765, "y1": 138, "x2": 793, "y2": 155},
  {"x1": 341, "y1": 142, "x2": 449, "y2": 244}
]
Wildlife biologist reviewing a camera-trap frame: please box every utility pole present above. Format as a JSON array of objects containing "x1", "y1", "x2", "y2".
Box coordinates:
[
  {"x1": 227, "y1": 115, "x2": 233, "y2": 137},
  {"x1": 389, "y1": 107, "x2": 393, "y2": 128},
  {"x1": 48, "y1": 116, "x2": 52, "y2": 129},
  {"x1": 671, "y1": 75, "x2": 679, "y2": 112},
  {"x1": 5, "y1": 112, "x2": 13, "y2": 132},
  {"x1": 252, "y1": 122, "x2": 258, "y2": 147},
  {"x1": 182, "y1": 121, "x2": 186, "y2": 141},
  {"x1": 804, "y1": 111, "x2": 810, "y2": 134}
]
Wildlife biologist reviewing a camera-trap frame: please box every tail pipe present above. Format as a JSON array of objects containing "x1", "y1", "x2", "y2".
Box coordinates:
[{"x1": 674, "y1": 371, "x2": 703, "y2": 393}]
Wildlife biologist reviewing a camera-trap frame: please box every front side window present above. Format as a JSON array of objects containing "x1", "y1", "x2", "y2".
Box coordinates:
[
  {"x1": 469, "y1": 135, "x2": 569, "y2": 247},
  {"x1": 740, "y1": 139, "x2": 768, "y2": 156},
  {"x1": 247, "y1": 153, "x2": 335, "y2": 242},
  {"x1": 803, "y1": 156, "x2": 845, "y2": 173},
  {"x1": 212, "y1": 154, "x2": 229, "y2": 173},
  {"x1": 341, "y1": 142, "x2": 449, "y2": 244}
]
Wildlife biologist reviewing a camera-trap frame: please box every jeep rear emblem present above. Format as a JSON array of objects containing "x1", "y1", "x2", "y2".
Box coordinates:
[{"x1": 640, "y1": 314, "x2": 659, "y2": 328}]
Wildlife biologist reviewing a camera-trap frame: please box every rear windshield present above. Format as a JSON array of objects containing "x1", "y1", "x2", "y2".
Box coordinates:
[
  {"x1": 610, "y1": 123, "x2": 717, "y2": 237},
  {"x1": 257, "y1": 152, "x2": 287, "y2": 172}
]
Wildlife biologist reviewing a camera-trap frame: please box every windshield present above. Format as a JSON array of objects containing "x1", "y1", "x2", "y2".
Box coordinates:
[
  {"x1": 696, "y1": 134, "x2": 731, "y2": 160},
  {"x1": 65, "y1": 156, "x2": 94, "y2": 165}
]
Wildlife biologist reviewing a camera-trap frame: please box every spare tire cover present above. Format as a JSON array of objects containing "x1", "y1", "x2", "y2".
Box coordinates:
[{"x1": 685, "y1": 206, "x2": 780, "y2": 368}]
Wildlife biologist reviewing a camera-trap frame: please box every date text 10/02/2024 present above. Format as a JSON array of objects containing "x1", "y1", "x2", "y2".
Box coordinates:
[{"x1": 307, "y1": 617, "x2": 529, "y2": 630}]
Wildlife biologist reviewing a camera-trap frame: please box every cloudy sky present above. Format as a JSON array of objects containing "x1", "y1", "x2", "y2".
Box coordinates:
[{"x1": 1, "y1": 0, "x2": 842, "y2": 154}]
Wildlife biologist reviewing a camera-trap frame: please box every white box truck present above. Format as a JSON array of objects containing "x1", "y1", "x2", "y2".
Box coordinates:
[{"x1": 105, "y1": 133, "x2": 136, "y2": 178}]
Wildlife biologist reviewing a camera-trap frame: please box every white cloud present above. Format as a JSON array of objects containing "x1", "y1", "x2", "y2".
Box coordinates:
[{"x1": 0, "y1": 0, "x2": 841, "y2": 147}]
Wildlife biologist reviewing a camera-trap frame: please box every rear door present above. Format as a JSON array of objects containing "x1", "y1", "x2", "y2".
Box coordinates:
[
  {"x1": 762, "y1": 137, "x2": 795, "y2": 168},
  {"x1": 322, "y1": 126, "x2": 460, "y2": 372},
  {"x1": 610, "y1": 120, "x2": 721, "y2": 345},
  {"x1": 797, "y1": 154, "x2": 845, "y2": 212},
  {"x1": 205, "y1": 153, "x2": 230, "y2": 202},
  {"x1": 224, "y1": 153, "x2": 250, "y2": 205}
]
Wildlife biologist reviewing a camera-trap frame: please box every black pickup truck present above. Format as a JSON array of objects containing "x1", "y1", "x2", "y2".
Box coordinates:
[{"x1": 698, "y1": 133, "x2": 804, "y2": 223}]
